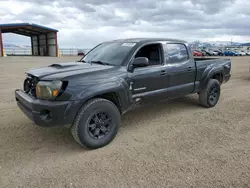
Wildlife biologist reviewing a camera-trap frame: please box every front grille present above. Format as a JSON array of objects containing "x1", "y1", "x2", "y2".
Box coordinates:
[{"x1": 23, "y1": 75, "x2": 39, "y2": 98}]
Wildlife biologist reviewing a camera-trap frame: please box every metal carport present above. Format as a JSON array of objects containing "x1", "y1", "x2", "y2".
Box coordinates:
[{"x1": 0, "y1": 23, "x2": 59, "y2": 57}]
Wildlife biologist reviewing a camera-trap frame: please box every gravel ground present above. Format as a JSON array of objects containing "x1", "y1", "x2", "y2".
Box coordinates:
[{"x1": 1, "y1": 56, "x2": 250, "y2": 188}]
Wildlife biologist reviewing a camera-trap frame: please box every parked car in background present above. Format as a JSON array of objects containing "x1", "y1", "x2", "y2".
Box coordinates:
[
  {"x1": 213, "y1": 50, "x2": 223, "y2": 56},
  {"x1": 238, "y1": 51, "x2": 247, "y2": 56},
  {"x1": 224, "y1": 50, "x2": 238, "y2": 56},
  {"x1": 233, "y1": 51, "x2": 241, "y2": 56},
  {"x1": 209, "y1": 50, "x2": 218, "y2": 56},
  {"x1": 193, "y1": 50, "x2": 203, "y2": 56},
  {"x1": 201, "y1": 49, "x2": 212, "y2": 56},
  {"x1": 196, "y1": 50, "x2": 206, "y2": 56},
  {"x1": 245, "y1": 51, "x2": 250, "y2": 55},
  {"x1": 77, "y1": 50, "x2": 85, "y2": 56}
]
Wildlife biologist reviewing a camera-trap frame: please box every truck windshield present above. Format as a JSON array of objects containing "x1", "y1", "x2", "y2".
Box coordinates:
[{"x1": 80, "y1": 42, "x2": 136, "y2": 66}]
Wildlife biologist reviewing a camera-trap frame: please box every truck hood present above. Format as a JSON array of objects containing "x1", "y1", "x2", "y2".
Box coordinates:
[{"x1": 26, "y1": 62, "x2": 120, "y2": 80}]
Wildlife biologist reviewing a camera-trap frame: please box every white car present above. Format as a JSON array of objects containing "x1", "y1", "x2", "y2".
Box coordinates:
[
  {"x1": 238, "y1": 51, "x2": 247, "y2": 56},
  {"x1": 244, "y1": 51, "x2": 250, "y2": 55},
  {"x1": 209, "y1": 50, "x2": 219, "y2": 56},
  {"x1": 212, "y1": 51, "x2": 219, "y2": 56}
]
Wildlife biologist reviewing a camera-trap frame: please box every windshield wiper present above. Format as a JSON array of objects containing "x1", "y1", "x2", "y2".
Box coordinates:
[
  {"x1": 90, "y1": 60, "x2": 112, "y2": 66},
  {"x1": 76, "y1": 59, "x2": 86, "y2": 63}
]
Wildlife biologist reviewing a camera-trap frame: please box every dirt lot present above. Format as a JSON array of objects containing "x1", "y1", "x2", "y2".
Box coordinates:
[{"x1": 0, "y1": 56, "x2": 250, "y2": 188}]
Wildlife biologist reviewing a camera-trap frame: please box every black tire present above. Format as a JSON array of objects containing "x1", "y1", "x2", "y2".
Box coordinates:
[
  {"x1": 199, "y1": 79, "x2": 221, "y2": 108},
  {"x1": 71, "y1": 98, "x2": 121, "y2": 149}
]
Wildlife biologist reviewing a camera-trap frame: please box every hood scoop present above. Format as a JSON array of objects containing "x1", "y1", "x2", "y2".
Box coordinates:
[
  {"x1": 49, "y1": 64, "x2": 64, "y2": 68},
  {"x1": 49, "y1": 62, "x2": 80, "y2": 69}
]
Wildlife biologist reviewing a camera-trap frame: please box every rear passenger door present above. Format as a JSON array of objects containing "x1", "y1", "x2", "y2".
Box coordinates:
[{"x1": 164, "y1": 43, "x2": 196, "y2": 99}]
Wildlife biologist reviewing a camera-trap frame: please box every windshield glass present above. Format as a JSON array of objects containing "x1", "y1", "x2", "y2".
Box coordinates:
[{"x1": 81, "y1": 42, "x2": 137, "y2": 66}]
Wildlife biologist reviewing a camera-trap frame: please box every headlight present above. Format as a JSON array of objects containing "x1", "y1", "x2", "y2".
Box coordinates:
[{"x1": 36, "y1": 80, "x2": 63, "y2": 100}]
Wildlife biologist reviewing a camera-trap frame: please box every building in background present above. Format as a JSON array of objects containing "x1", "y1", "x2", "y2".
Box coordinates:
[{"x1": 0, "y1": 23, "x2": 59, "y2": 57}]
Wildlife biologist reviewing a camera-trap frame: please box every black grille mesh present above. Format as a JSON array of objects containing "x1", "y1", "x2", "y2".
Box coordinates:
[{"x1": 23, "y1": 75, "x2": 39, "y2": 98}]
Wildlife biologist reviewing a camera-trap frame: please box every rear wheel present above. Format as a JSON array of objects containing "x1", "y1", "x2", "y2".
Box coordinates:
[
  {"x1": 71, "y1": 98, "x2": 121, "y2": 149},
  {"x1": 199, "y1": 79, "x2": 221, "y2": 108}
]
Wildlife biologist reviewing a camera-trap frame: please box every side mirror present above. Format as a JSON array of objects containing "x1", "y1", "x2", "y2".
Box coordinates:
[{"x1": 132, "y1": 57, "x2": 149, "y2": 67}]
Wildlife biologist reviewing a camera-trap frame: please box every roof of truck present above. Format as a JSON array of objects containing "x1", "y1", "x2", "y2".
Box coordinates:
[{"x1": 108, "y1": 38, "x2": 187, "y2": 43}]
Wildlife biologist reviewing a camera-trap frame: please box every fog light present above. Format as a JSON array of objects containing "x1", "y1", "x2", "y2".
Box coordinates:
[{"x1": 40, "y1": 109, "x2": 52, "y2": 122}]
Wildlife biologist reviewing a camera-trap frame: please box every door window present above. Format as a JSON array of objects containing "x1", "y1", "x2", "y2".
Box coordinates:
[{"x1": 134, "y1": 44, "x2": 162, "y2": 66}]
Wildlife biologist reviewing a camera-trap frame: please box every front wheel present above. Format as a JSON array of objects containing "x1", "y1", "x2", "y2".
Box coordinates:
[
  {"x1": 199, "y1": 79, "x2": 221, "y2": 108},
  {"x1": 71, "y1": 98, "x2": 121, "y2": 149}
]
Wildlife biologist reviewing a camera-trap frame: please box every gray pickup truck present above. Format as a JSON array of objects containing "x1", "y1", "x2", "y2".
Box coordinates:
[{"x1": 15, "y1": 38, "x2": 231, "y2": 149}]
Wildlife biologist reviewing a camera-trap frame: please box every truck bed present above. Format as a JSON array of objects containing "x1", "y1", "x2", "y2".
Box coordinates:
[
  {"x1": 194, "y1": 57, "x2": 226, "y2": 61},
  {"x1": 194, "y1": 57, "x2": 231, "y2": 66},
  {"x1": 194, "y1": 57, "x2": 231, "y2": 85}
]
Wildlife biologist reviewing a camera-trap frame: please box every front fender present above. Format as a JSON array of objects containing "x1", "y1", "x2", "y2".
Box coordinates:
[{"x1": 71, "y1": 78, "x2": 132, "y2": 112}]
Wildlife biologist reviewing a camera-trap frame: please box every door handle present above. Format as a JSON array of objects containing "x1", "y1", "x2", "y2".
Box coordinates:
[
  {"x1": 160, "y1": 70, "x2": 166, "y2": 76},
  {"x1": 187, "y1": 67, "x2": 192, "y2": 72}
]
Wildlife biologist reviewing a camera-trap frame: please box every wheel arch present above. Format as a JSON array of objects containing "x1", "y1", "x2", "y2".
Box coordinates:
[
  {"x1": 211, "y1": 72, "x2": 223, "y2": 84},
  {"x1": 90, "y1": 92, "x2": 122, "y2": 114},
  {"x1": 200, "y1": 65, "x2": 224, "y2": 90}
]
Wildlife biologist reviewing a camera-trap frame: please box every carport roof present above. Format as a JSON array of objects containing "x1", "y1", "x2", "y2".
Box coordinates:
[{"x1": 0, "y1": 23, "x2": 58, "y2": 37}]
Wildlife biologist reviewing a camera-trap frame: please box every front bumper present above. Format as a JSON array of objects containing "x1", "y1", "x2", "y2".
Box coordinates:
[{"x1": 15, "y1": 89, "x2": 77, "y2": 127}]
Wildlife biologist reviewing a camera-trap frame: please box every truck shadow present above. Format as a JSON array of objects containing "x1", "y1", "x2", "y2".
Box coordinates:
[
  {"x1": 8, "y1": 95, "x2": 202, "y2": 154},
  {"x1": 242, "y1": 76, "x2": 250, "y2": 81},
  {"x1": 121, "y1": 95, "x2": 202, "y2": 129}
]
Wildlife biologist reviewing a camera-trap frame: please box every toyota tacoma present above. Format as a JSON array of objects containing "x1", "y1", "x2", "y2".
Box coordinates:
[{"x1": 15, "y1": 38, "x2": 232, "y2": 149}]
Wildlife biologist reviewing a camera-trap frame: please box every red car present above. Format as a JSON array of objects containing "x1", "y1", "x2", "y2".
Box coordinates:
[{"x1": 193, "y1": 50, "x2": 203, "y2": 56}]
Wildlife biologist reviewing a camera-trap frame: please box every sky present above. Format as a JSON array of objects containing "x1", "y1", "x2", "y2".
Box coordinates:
[{"x1": 0, "y1": 0, "x2": 250, "y2": 48}]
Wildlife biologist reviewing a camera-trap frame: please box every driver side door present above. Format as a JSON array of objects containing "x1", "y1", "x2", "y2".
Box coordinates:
[{"x1": 127, "y1": 42, "x2": 168, "y2": 102}]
